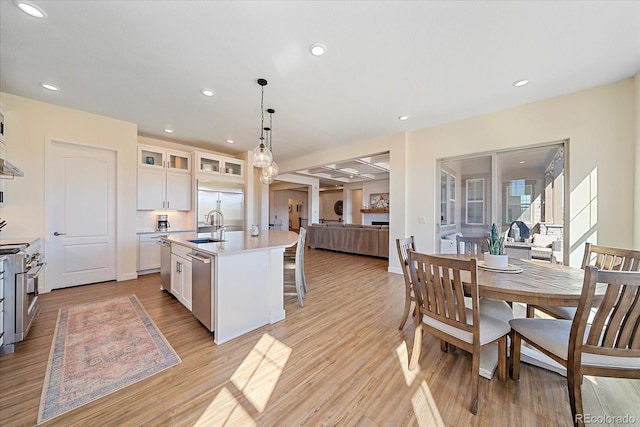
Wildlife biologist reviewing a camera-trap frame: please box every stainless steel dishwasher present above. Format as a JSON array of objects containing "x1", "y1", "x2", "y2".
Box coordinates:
[
  {"x1": 187, "y1": 250, "x2": 214, "y2": 332},
  {"x1": 157, "y1": 239, "x2": 171, "y2": 292}
]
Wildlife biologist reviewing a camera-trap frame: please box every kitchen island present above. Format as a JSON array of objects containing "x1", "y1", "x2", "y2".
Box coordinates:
[{"x1": 163, "y1": 230, "x2": 298, "y2": 344}]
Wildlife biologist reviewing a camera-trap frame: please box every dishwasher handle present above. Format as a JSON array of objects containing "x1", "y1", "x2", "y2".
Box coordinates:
[{"x1": 187, "y1": 252, "x2": 211, "y2": 264}]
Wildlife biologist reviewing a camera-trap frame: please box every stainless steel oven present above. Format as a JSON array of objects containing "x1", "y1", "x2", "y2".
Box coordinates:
[
  {"x1": 0, "y1": 238, "x2": 44, "y2": 355},
  {"x1": 15, "y1": 247, "x2": 44, "y2": 341}
]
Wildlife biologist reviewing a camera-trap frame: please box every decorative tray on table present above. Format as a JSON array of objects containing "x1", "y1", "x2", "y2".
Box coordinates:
[{"x1": 477, "y1": 261, "x2": 523, "y2": 274}]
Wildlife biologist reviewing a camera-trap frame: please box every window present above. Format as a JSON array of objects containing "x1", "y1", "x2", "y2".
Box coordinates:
[
  {"x1": 505, "y1": 179, "x2": 534, "y2": 223},
  {"x1": 440, "y1": 170, "x2": 456, "y2": 226},
  {"x1": 466, "y1": 178, "x2": 484, "y2": 225}
]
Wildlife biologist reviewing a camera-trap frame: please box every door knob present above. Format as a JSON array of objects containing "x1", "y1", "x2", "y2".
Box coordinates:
[{"x1": 53, "y1": 232, "x2": 67, "y2": 236}]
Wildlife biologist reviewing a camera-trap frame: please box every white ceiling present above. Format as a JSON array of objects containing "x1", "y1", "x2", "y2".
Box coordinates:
[{"x1": 1, "y1": 1, "x2": 638, "y2": 183}]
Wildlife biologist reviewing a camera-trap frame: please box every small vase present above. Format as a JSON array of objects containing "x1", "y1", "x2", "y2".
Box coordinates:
[
  {"x1": 484, "y1": 253, "x2": 509, "y2": 268},
  {"x1": 250, "y1": 224, "x2": 260, "y2": 236}
]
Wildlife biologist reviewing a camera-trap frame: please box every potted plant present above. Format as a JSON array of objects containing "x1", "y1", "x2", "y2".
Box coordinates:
[{"x1": 485, "y1": 223, "x2": 508, "y2": 268}]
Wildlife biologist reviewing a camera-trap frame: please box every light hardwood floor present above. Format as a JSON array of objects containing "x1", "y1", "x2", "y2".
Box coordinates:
[{"x1": 1, "y1": 249, "x2": 638, "y2": 426}]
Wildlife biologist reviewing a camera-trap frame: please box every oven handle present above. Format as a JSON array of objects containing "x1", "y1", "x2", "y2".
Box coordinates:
[{"x1": 28, "y1": 262, "x2": 47, "y2": 279}]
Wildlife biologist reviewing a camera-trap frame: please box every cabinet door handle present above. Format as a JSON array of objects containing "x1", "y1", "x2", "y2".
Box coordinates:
[
  {"x1": 167, "y1": 201, "x2": 170, "y2": 209},
  {"x1": 54, "y1": 232, "x2": 66, "y2": 236}
]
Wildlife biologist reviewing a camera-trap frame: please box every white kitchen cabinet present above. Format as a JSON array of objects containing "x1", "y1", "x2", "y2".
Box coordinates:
[
  {"x1": 194, "y1": 151, "x2": 244, "y2": 180},
  {"x1": 138, "y1": 144, "x2": 191, "y2": 172},
  {"x1": 137, "y1": 144, "x2": 192, "y2": 211},
  {"x1": 138, "y1": 234, "x2": 165, "y2": 271},
  {"x1": 170, "y1": 244, "x2": 192, "y2": 310}
]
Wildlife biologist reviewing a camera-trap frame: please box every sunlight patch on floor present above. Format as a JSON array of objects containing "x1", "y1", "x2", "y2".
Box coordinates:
[
  {"x1": 395, "y1": 342, "x2": 418, "y2": 386},
  {"x1": 230, "y1": 333, "x2": 292, "y2": 413},
  {"x1": 584, "y1": 375, "x2": 598, "y2": 386},
  {"x1": 194, "y1": 387, "x2": 256, "y2": 427},
  {"x1": 411, "y1": 380, "x2": 446, "y2": 426}
]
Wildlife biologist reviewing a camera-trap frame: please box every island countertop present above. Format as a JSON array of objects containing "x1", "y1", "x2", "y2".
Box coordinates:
[{"x1": 164, "y1": 230, "x2": 298, "y2": 256}]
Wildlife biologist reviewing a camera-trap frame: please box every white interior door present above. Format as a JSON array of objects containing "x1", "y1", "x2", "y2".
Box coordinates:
[{"x1": 46, "y1": 140, "x2": 116, "y2": 290}]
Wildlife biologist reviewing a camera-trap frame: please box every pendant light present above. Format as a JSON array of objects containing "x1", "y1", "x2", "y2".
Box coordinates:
[
  {"x1": 261, "y1": 108, "x2": 279, "y2": 180},
  {"x1": 252, "y1": 78, "x2": 273, "y2": 168},
  {"x1": 259, "y1": 174, "x2": 274, "y2": 185}
]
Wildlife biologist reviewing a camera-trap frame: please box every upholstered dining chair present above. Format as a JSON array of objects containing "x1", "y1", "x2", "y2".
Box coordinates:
[
  {"x1": 408, "y1": 251, "x2": 510, "y2": 415},
  {"x1": 510, "y1": 266, "x2": 640, "y2": 427},
  {"x1": 526, "y1": 243, "x2": 640, "y2": 319},
  {"x1": 396, "y1": 236, "x2": 417, "y2": 330},
  {"x1": 284, "y1": 227, "x2": 307, "y2": 307},
  {"x1": 456, "y1": 235, "x2": 489, "y2": 257}
]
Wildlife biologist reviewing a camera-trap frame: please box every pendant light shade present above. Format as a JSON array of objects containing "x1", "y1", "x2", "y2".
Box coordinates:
[
  {"x1": 262, "y1": 160, "x2": 279, "y2": 178},
  {"x1": 252, "y1": 78, "x2": 273, "y2": 168},
  {"x1": 252, "y1": 138, "x2": 273, "y2": 167},
  {"x1": 259, "y1": 174, "x2": 274, "y2": 185},
  {"x1": 261, "y1": 108, "x2": 279, "y2": 178}
]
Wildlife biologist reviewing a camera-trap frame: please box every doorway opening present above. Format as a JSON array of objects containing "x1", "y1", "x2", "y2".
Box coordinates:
[{"x1": 437, "y1": 141, "x2": 566, "y2": 263}]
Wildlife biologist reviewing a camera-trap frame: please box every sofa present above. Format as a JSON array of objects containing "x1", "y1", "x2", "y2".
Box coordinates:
[{"x1": 306, "y1": 223, "x2": 389, "y2": 258}]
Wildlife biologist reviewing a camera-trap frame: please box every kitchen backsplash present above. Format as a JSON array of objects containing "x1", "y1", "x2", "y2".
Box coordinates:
[{"x1": 136, "y1": 210, "x2": 195, "y2": 232}]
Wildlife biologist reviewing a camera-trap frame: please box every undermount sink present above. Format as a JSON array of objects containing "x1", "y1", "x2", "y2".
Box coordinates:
[{"x1": 188, "y1": 238, "x2": 225, "y2": 244}]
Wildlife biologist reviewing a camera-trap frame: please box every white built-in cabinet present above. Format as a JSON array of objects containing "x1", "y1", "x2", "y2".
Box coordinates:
[
  {"x1": 170, "y1": 243, "x2": 192, "y2": 310},
  {"x1": 194, "y1": 151, "x2": 244, "y2": 180},
  {"x1": 137, "y1": 234, "x2": 165, "y2": 271},
  {"x1": 137, "y1": 144, "x2": 192, "y2": 210}
]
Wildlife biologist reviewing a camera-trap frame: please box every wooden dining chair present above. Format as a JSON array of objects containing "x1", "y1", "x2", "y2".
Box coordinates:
[
  {"x1": 396, "y1": 236, "x2": 417, "y2": 330},
  {"x1": 456, "y1": 235, "x2": 489, "y2": 257},
  {"x1": 510, "y1": 266, "x2": 640, "y2": 427},
  {"x1": 526, "y1": 243, "x2": 640, "y2": 319},
  {"x1": 284, "y1": 228, "x2": 307, "y2": 307},
  {"x1": 408, "y1": 251, "x2": 510, "y2": 415}
]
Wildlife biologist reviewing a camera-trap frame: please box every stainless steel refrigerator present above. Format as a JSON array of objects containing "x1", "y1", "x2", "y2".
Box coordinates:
[{"x1": 197, "y1": 180, "x2": 244, "y2": 232}]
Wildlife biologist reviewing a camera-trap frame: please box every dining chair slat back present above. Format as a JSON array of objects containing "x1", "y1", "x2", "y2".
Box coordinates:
[
  {"x1": 284, "y1": 228, "x2": 307, "y2": 307},
  {"x1": 396, "y1": 236, "x2": 416, "y2": 329},
  {"x1": 408, "y1": 251, "x2": 509, "y2": 415},
  {"x1": 529, "y1": 243, "x2": 640, "y2": 319},
  {"x1": 510, "y1": 266, "x2": 640, "y2": 427}
]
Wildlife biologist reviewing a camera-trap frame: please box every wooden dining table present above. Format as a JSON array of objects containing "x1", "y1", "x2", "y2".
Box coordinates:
[
  {"x1": 440, "y1": 255, "x2": 605, "y2": 307},
  {"x1": 435, "y1": 255, "x2": 605, "y2": 378}
]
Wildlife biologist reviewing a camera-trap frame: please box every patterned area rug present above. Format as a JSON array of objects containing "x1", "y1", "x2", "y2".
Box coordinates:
[{"x1": 38, "y1": 295, "x2": 181, "y2": 425}]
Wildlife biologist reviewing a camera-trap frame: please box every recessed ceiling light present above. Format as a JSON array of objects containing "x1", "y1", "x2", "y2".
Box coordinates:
[
  {"x1": 513, "y1": 79, "x2": 529, "y2": 87},
  {"x1": 15, "y1": 1, "x2": 47, "y2": 18},
  {"x1": 398, "y1": 115, "x2": 409, "y2": 121},
  {"x1": 201, "y1": 89, "x2": 215, "y2": 97},
  {"x1": 309, "y1": 43, "x2": 327, "y2": 56},
  {"x1": 164, "y1": 128, "x2": 174, "y2": 134},
  {"x1": 519, "y1": 160, "x2": 525, "y2": 164},
  {"x1": 226, "y1": 139, "x2": 234, "y2": 144},
  {"x1": 40, "y1": 83, "x2": 58, "y2": 91}
]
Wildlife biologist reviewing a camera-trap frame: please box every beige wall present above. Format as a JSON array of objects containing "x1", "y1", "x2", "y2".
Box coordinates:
[
  {"x1": 0, "y1": 92, "x2": 139, "y2": 281},
  {"x1": 635, "y1": 72, "x2": 640, "y2": 249},
  {"x1": 406, "y1": 78, "x2": 636, "y2": 266},
  {"x1": 280, "y1": 78, "x2": 637, "y2": 270},
  {"x1": 1, "y1": 75, "x2": 636, "y2": 282}
]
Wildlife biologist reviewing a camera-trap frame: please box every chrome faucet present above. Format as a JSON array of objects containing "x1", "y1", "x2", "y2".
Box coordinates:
[{"x1": 205, "y1": 209, "x2": 225, "y2": 239}]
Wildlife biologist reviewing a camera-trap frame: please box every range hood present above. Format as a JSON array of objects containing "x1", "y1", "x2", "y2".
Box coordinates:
[{"x1": 0, "y1": 158, "x2": 24, "y2": 177}]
